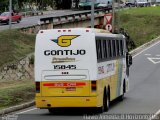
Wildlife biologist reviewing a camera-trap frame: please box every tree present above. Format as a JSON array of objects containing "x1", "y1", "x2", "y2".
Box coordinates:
[
  {"x1": 54, "y1": 0, "x2": 71, "y2": 9},
  {"x1": 0, "y1": 0, "x2": 9, "y2": 12}
]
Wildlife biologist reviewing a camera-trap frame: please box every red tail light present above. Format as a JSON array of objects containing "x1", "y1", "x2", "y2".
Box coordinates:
[
  {"x1": 91, "y1": 81, "x2": 96, "y2": 92},
  {"x1": 36, "y1": 82, "x2": 40, "y2": 93}
]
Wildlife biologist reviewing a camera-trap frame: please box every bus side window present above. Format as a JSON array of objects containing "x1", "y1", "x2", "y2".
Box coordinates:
[
  {"x1": 101, "y1": 39, "x2": 104, "y2": 59},
  {"x1": 108, "y1": 40, "x2": 112, "y2": 59},
  {"x1": 120, "y1": 40, "x2": 124, "y2": 56},
  {"x1": 96, "y1": 40, "x2": 99, "y2": 60},
  {"x1": 96, "y1": 40, "x2": 102, "y2": 61},
  {"x1": 116, "y1": 40, "x2": 120, "y2": 57},
  {"x1": 103, "y1": 40, "x2": 108, "y2": 59},
  {"x1": 106, "y1": 40, "x2": 109, "y2": 59},
  {"x1": 99, "y1": 40, "x2": 102, "y2": 60},
  {"x1": 112, "y1": 40, "x2": 116, "y2": 57}
]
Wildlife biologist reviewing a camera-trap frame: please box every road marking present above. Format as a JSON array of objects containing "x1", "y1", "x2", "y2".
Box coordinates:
[
  {"x1": 147, "y1": 57, "x2": 160, "y2": 64},
  {"x1": 149, "y1": 109, "x2": 160, "y2": 120},
  {"x1": 132, "y1": 40, "x2": 160, "y2": 120},
  {"x1": 133, "y1": 40, "x2": 160, "y2": 58},
  {"x1": 145, "y1": 54, "x2": 151, "y2": 56},
  {"x1": 16, "y1": 108, "x2": 37, "y2": 114},
  {"x1": 156, "y1": 55, "x2": 160, "y2": 57}
]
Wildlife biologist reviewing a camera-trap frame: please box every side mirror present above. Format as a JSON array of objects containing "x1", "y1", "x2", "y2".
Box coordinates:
[
  {"x1": 128, "y1": 54, "x2": 132, "y2": 66},
  {"x1": 126, "y1": 53, "x2": 132, "y2": 67}
]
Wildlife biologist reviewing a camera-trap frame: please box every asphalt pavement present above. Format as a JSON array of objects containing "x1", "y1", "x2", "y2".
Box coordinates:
[
  {"x1": 2, "y1": 40, "x2": 159, "y2": 120},
  {"x1": 0, "y1": 10, "x2": 88, "y2": 31}
]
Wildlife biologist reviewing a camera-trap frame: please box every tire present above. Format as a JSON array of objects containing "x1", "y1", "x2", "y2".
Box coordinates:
[
  {"x1": 119, "y1": 81, "x2": 126, "y2": 101},
  {"x1": 6, "y1": 20, "x2": 9, "y2": 25},
  {"x1": 17, "y1": 18, "x2": 21, "y2": 23},
  {"x1": 48, "y1": 108, "x2": 54, "y2": 114},
  {"x1": 119, "y1": 93, "x2": 124, "y2": 101},
  {"x1": 98, "y1": 90, "x2": 110, "y2": 113},
  {"x1": 104, "y1": 91, "x2": 110, "y2": 112}
]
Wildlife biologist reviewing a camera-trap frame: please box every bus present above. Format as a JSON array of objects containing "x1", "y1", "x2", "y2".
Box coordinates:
[{"x1": 35, "y1": 28, "x2": 132, "y2": 113}]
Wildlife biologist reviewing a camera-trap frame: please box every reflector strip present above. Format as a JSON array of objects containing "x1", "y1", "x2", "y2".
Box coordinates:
[{"x1": 43, "y1": 82, "x2": 86, "y2": 87}]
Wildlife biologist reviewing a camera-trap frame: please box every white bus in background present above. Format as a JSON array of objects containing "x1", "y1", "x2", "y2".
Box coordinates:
[{"x1": 35, "y1": 28, "x2": 132, "y2": 113}]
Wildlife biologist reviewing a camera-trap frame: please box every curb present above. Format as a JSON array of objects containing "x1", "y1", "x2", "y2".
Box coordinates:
[
  {"x1": 130, "y1": 36, "x2": 160, "y2": 56},
  {"x1": 0, "y1": 36, "x2": 160, "y2": 115},
  {"x1": 0, "y1": 101, "x2": 35, "y2": 115}
]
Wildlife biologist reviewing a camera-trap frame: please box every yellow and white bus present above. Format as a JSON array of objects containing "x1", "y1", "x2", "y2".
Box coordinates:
[{"x1": 35, "y1": 28, "x2": 132, "y2": 113}]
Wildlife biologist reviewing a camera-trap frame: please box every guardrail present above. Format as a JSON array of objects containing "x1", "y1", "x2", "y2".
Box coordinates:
[
  {"x1": 22, "y1": 11, "x2": 43, "y2": 17},
  {"x1": 20, "y1": 8, "x2": 111, "y2": 34},
  {"x1": 40, "y1": 8, "x2": 111, "y2": 25}
]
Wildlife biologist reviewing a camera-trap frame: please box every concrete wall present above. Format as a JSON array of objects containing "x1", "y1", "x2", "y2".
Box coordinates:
[
  {"x1": 21, "y1": 16, "x2": 105, "y2": 34},
  {"x1": 0, "y1": 54, "x2": 34, "y2": 81}
]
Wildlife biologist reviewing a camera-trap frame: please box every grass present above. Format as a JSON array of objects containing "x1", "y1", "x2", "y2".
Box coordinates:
[
  {"x1": 115, "y1": 6, "x2": 160, "y2": 47},
  {"x1": 0, "y1": 29, "x2": 35, "y2": 67},
  {"x1": 0, "y1": 30, "x2": 35, "y2": 109},
  {"x1": 0, "y1": 80, "x2": 35, "y2": 110}
]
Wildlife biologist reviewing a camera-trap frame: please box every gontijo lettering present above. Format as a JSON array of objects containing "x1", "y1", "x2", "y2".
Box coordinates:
[
  {"x1": 44, "y1": 49, "x2": 86, "y2": 56},
  {"x1": 51, "y1": 35, "x2": 79, "y2": 47}
]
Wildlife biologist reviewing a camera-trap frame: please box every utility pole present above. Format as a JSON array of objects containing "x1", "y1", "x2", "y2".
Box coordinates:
[
  {"x1": 112, "y1": 0, "x2": 115, "y2": 33},
  {"x1": 9, "y1": 0, "x2": 12, "y2": 29},
  {"x1": 91, "y1": 0, "x2": 95, "y2": 28},
  {"x1": 117, "y1": 0, "x2": 120, "y2": 33}
]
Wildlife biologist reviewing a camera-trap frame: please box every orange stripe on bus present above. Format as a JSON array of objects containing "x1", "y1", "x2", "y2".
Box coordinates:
[{"x1": 43, "y1": 82, "x2": 86, "y2": 87}]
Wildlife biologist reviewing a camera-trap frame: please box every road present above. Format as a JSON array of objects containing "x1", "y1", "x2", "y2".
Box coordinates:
[
  {"x1": 5, "y1": 40, "x2": 159, "y2": 120},
  {"x1": 0, "y1": 10, "x2": 88, "y2": 31}
]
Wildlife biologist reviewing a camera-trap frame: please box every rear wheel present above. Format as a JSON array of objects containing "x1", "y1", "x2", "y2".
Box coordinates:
[
  {"x1": 98, "y1": 90, "x2": 110, "y2": 113},
  {"x1": 48, "y1": 108, "x2": 54, "y2": 114},
  {"x1": 106, "y1": 92, "x2": 110, "y2": 111},
  {"x1": 119, "y1": 80, "x2": 126, "y2": 101}
]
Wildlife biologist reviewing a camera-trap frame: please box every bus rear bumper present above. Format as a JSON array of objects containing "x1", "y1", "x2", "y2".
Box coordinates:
[{"x1": 35, "y1": 96, "x2": 102, "y2": 108}]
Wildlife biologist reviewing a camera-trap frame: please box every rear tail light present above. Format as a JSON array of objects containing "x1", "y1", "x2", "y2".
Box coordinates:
[
  {"x1": 35, "y1": 82, "x2": 40, "y2": 93},
  {"x1": 91, "y1": 81, "x2": 97, "y2": 92}
]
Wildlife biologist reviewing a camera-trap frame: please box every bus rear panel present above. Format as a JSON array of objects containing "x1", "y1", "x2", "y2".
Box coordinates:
[{"x1": 35, "y1": 29, "x2": 101, "y2": 108}]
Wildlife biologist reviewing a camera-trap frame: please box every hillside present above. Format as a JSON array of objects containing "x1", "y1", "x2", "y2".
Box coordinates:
[
  {"x1": 0, "y1": 30, "x2": 35, "y2": 67},
  {"x1": 116, "y1": 6, "x2": 160, "y2": 47}
]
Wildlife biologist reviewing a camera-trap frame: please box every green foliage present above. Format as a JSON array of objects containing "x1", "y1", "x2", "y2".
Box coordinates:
[
  {"x1": 0, "y1": 0, "x2": 72, "y2": 12},
  {"x1": 116, "y1": 6, "x2": 160, "y2": 48},
  {"x1": 0, "y1": 29, "x2": 35, "y2": 67},
  {"x1": 29, "y1": 54, "x2": 34, "y2": 65},
  {"x1": 0, "y1": 80, "x2": 35, "y2": 109}
]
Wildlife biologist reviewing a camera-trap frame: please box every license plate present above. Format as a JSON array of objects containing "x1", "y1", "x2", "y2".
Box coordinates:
[{"x1": 66, "y1": 87, "x2": 76, "y2": 91}]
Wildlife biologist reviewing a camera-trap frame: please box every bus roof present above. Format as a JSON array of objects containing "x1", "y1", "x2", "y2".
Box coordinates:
[
  {"x1": 38, "y1": 28, "x2": 111, "y2": 34},
  {"x1": 38, "y1": 28, "x2": 124, "y2": 39}
]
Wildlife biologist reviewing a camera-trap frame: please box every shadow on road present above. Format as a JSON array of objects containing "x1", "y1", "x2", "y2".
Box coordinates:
[
  {"x1": 41, "y1": 97, "x2": 126, "y2": 116},
  {"x1": 0, "y1": 22, "x2": 18, "y2": 26},
  {"x1": 15, "y1": 98, "x2": 128, "y2": 120}
]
